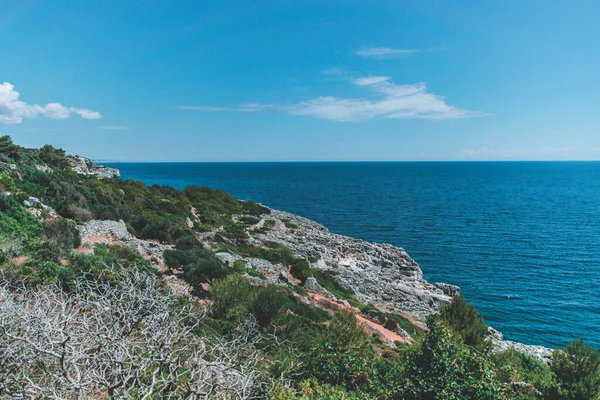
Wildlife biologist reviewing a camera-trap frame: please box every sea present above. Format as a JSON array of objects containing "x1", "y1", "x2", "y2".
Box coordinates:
[{"x1": 105, "y1": 161, "x2": 600, "y2": 349}]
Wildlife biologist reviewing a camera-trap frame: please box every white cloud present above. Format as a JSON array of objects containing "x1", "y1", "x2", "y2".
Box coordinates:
[
  {"x1": 71, "y1": 107, "x2": 102, "y2": 119},
  {"x1": 354, "y1": 47, "x2": 417, "y2": 59},
  {"x1": 0, "y1": 82, "x2": 102, "y2": 124},
  {"x1": 179, "y1": 75, "x2": 482, "y2": 122}
]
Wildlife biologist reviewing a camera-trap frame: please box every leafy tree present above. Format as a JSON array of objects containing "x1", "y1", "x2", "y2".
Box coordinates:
[
  {"x1": 552, "y1": 338, "x2": 600, "y2": 400},
  {"x1": 39, "y1": 144, "x2": 69, "y2": 169},
  {"x1": 0, "y1": 135, "x2": 21, "y2": 161},
  {"x1": 440, "y1": 294, "x2": 489, "y2": 349}
]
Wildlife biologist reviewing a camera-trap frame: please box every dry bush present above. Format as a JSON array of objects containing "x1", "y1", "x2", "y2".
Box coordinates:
[{"x1": 0, "y1": 267, "x2": 263, "y2": 399}]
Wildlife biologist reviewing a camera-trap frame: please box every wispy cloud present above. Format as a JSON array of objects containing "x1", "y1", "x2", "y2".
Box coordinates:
[
  {"x1": 0, "y1": 82, "x2": 102, "y2": 124},
  {"x1": 351, "y1": 76, "x2": 390, "y2": 86},
  {"x1": 354, "y1": 47, "x2": 417, "y2": 59},
  {"x1": 179, "y1": 74, "x2": 483, "y2": 122},
  {"x1": 101, "y1": 125, "x2": 130, "y2": 130},
  {"x1": 461, "y1": 146, "x2": 579, "y2": 158}
]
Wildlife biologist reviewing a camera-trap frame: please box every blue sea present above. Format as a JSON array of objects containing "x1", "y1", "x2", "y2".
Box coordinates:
[{"x1": 105, "y1": 161, "x2": 600, "y2": 349}]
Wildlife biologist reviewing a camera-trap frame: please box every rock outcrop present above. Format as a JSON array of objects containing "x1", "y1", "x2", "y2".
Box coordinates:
[
  {"x1": 69, "y1": 156, "x2": 120, "y2": 179},
  {"x1": 77, "y1": 219, "x2": 131, "y2": 240},
  {"x1": 254, "y1": 209, "x2": 452, "y2": 318}
]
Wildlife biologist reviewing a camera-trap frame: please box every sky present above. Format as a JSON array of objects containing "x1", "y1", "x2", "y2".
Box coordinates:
[{"x1": 1, "y1": 0, "x2": 599, "y2": 161}]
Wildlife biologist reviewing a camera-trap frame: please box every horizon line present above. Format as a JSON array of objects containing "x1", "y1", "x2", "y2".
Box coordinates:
[{"x1": 98, "y1": 159, "x2": 600, "y2": 164}]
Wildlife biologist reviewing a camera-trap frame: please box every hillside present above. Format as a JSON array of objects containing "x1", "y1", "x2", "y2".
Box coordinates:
[{"x1": 1, "y1": 136, "x2": 599, "y2": 399}]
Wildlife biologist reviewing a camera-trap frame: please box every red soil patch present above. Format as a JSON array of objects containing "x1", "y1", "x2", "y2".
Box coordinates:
[
  {"x1": 12, "y1": 256, "x2": 29, "y2": 266},
  {"x1": 308, "y1": 293, "x2": 409, "y2": 345}
]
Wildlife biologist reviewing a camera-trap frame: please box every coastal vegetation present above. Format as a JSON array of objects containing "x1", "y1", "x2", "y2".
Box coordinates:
[{"x1": 1, "y1": 135, "x2": 599, "y2": 399}]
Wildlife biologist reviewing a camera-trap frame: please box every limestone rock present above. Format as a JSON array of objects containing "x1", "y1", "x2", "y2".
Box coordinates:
[
  {"x1": 434, "y1": 282, "x2": 460, "y2": 297},
  {"x1": 254, "y1": 209, "x2": 453, "y2": 318},
  {"x1": 77, "y1": 220, "x2": 132, "y2": 240},
  {"x1": 69, "y1": 156, "x2": 120, "y2": 179},
  {"x1": 35, "y1": 164, "x2": 54, "y2": 173},
  {"x1": 491, "y1": 338, "x2": 554, "y2": 364}
]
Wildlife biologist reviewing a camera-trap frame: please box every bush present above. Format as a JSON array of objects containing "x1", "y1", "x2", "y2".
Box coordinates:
[
  {"x1": 401, "y1": 315, "x2": 504, "y2": 399},
  {"x1": 251, "y1": 285, "x2": 289, "y2": 327},
  {"x1": 210, "y1": 275, "x2": 256, "y2": 321},
  {"x1": 439, "y1": 295, "x2": 489, "y2": 349},
  {"x1": 183, "y1": 255, "x2": 230, "y2": 286},
  {"x1": 44, "y1": 218, "x2": 80, "y2": 254},
  {"x1": 0, "y1": 172, "x2": 17, "y2": 193},
  {"x1": 494, "y1": 348, "x2": 557, "y2": 398},
  {"x1": 552, "y1": 338, "x2": 600, "y2": 400}
]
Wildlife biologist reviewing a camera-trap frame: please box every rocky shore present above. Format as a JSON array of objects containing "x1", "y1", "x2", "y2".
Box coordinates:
[{"x1": 69, "y1": 160, "x2": 554, "y2": 362}]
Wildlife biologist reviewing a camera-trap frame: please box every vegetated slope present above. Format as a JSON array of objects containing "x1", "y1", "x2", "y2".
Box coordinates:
[{"x1": 1, "y1": 135, "x2": 599, "y2": 399}]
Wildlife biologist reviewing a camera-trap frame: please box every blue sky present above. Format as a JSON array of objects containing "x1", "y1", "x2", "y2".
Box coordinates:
[{"x1": 1, "y1": 0, "x2": 599, "y2": 161}]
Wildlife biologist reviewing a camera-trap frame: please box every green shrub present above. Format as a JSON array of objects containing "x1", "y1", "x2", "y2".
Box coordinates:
[
  {"x1": 43, "y1": 218, "x2": 80, "y2": 254},
  {"x1": 268, "y1": 378, "x2": 361, "y2": 400},
  {"x1": 439, "y1": 295, "x2": 489, "y2": 349},
  {"x1": 401, "y1": 315, "x2": 504, "y2": 399},
  {"x1": 290, "y1": 259, "x2": 313, "y2": 283},
  {"x1": 493, "y1": 348, "x2": 557, "y2": 398},
  {"x1": 552, "y1": 338, "x2": 600, "y2": 400},
  {"x1": 0, "y1": 173, "x2": 17, "y2": 193},
  {"x1": 324, "y1": 311, "x2": 372, "y2": 353},
  {"x1": 210, "y1": 274, "x2": 256, "y2": 321},
  {"x1": 251, "y1": 285, "x2": 289, "y2": 327},
  {"x1": 183, "y1": 256, "x2": 230, "y2": 286}
]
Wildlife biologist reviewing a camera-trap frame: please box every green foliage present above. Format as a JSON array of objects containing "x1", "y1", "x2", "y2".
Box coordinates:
[
  {"x1": 0, "y1": 195, "x2": 43, "y2": 252},
  {"x1": 268, "y1": 379, "x2": 362, "y2": 400},
  {"x1": 325, "y1": 311, "x2": 373, "y2": 353},
  {"x1": 39, "y1": 145, "x2": 69, "y2": 169},
  {"x1": 0, "y1": 173, "x2": 17, "y2": 193},
  {"x1": 311, "y1": 270, "x2": 358, "y2": 306},
  {"x1": 247, "y1": 267, "x2": 267, "y2": 280},
  {"x1": 43, "y1": 218, "x2": 81, "y2": 254},
  {"x1": 251, "y1": 285, "x2": 289, "y2": 327},
  {"x1": 551, "y1": 338, "x2": 600, "y2": 400},
  {"x1": 290, "y1": 258, "x2": 312, "y2": 282},
  {"x1": 239, "y1": 216, "x2": 261, "y2": 225},
  {"x1": 210, "y1": 274, "x2": 256, "y2": 321},
  {"x1": 0, "y1": 135, "x2": 22, "y2": 161},
  {"x1": 493, "y1": 348, "x2": 557, "y2": 399},
  {"x1": 402, "y1": 315, "x2": 504, "y2": 399},
  {"x1": 440, "y1": 294, "x2": 490, "y2": 350},
  {"x1": 164, "y1": 233, "x2": 230, "y2": 286}
]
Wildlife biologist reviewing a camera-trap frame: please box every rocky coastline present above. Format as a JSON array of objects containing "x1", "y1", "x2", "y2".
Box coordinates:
[{"x1": 68, "y1": 159, "x2": 553, "y2": 362}]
